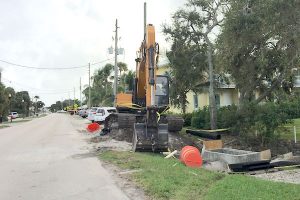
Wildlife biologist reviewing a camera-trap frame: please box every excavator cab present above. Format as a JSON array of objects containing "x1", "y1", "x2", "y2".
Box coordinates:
[{"x1": 155, "y1": 75, "x2": 169, "y2": 106}]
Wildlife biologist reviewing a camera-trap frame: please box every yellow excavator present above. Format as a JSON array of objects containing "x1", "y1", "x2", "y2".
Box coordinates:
[{"x1": 103, "y1": 5, "x2": 183, "y2": 152}]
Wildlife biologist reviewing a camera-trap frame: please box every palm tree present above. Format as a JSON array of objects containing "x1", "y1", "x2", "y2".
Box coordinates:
[
  {"x1": 117, "y1": 62, "x2": 128, "y2": 91},
  {"x1": 34, "y1": 96, "x2": 39, "y2": 115}
]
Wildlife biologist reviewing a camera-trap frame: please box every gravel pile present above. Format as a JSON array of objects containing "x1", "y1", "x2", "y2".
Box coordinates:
[{"x1": 254, "y1": 169, "x2": 300, "y2": 184}]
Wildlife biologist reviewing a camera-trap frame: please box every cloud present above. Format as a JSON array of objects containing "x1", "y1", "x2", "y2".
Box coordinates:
[{"x1": 0, "y1": 0, "x2": 184, "y2": 106}]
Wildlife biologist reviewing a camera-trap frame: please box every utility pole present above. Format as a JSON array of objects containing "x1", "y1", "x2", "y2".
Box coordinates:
[
  {"x1": 73, "y1": 87, "x2": 75, "y2": 108},
  {"x1": 0, "y1": 68, "x2": 2, "y2": 83},
  {"x1": 144, "y1": 2, "x2": 147, "y2": 37},
  {"x1": 113, "y1": 19, "x2": 119, "y2": 107},
  {"x1": 80, "y1": 77, "x2": 82, "y2": 108},
  {"x1": 88, "y1": 63, "x2": 91, "y2": 109},
  {"x1": 68, "y1": 92, "x2": 70, "y2": 106}
]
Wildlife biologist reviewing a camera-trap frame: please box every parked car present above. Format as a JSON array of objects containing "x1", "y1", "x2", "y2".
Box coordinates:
[
  {"x1": 78, "y1": 109, "x2": 86, "y2": 118},
  {"x1": 94, "y1": 107, "x2": 117, "y2": 124},
  {"x1": 57, "y1": 110, "x2": 67, "y2": 113},
  {"x1": 9, "y1": 112, "x2": 19, "y2": 119},
  {"x1": 83, "y1": 109, "x2": 89, "y2": 118},
  {"x1": 87, "y1": 107, "x2": 99, "y2": 122}
]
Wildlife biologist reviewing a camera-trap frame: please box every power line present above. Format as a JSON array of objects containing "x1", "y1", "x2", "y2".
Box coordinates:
[
  {"x1": 2, "y1": 77, "x2": 78, "y2": 94},
  {"x1": 0, "y1": 58, "x2": 114, "y2": 70}
]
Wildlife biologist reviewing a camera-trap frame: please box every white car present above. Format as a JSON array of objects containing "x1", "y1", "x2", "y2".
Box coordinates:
[
  {"x1": 9, "y1": 112, "x2": 19, "y2": 119},
  {"x1": 94, "y1": 107, "x2": 117, "y2": 124},
  {"x1": 87, "y1": 107, "x2": 99, "y2": 122}
]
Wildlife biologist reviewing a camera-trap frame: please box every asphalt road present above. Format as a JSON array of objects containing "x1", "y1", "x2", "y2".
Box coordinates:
[{"x1": 0, "y1": 114, "x2": 130, "y2": 200}]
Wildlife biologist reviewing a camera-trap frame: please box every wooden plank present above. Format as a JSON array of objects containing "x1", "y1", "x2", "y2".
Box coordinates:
[
  {"x1": 203, "y1": 140, "x2": 223, "y2": 150},
  {"x1": 260, "y1": 149, "x2": 271, "y2": 160}
]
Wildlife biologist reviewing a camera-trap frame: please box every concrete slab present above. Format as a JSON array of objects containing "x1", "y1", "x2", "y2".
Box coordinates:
[{"x1": 202, "y1": 148, "x2": 261, "y2": 164}]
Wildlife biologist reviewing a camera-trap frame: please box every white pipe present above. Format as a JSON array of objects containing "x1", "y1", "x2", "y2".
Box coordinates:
[{"x1": 294, "y1": 126, "x2": 297, "y2": 143}]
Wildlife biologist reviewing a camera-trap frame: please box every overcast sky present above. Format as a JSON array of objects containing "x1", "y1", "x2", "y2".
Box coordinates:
[{"x1": 0, "y1": 0, "x2": 185, "y2": 106}]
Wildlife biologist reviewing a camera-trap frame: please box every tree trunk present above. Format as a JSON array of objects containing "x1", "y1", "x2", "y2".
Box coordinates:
[
  {"x1": 181, "y1": 94, "x2": 187, "y2": 114},
  {"x1": 207, "y1": 42, "x2": 217, "y2": 130},
  {"x1": 238, "y1": 90, "x2": 246, "y2": 110}
]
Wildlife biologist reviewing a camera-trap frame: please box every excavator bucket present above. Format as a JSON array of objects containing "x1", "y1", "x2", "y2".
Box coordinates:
[{"x1": 132, "y1": 123, "x2": 168, "y2": 152}]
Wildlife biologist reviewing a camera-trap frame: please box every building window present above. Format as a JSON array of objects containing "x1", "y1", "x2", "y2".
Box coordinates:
[
  {"x1": 215, "y1": 94, "x2": 220, "y2": 108},
  {"x1": 193, "y1": 94, "x2": 199, "y2": 109}
]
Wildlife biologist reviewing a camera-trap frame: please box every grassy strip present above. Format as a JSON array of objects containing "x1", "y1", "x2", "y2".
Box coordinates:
[
  {"x1": 0, "y1": 125, "x2": 10, "y2": 129},
  {"x1": 100, "y1": 151, "x2": 300, "y2": 200},
  {"x1": 205, "y1": 175, "x2": 300, "y2": 200},
  {"x1": 10, "y1": 119, "x2": 31, "y2": 123},
  {"x1": 1, "y1": 119, "x2": 31, "y2": 124}
]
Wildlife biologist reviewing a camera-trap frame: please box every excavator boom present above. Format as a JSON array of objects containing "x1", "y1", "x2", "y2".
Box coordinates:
[{"x1": 103, "y1": 5, "x2": 183, "y2": 153}]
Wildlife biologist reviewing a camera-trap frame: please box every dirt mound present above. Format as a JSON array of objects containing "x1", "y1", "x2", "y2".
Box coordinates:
[{"x1": 109, "y1": 128, "x2": 133, "y2": 143}]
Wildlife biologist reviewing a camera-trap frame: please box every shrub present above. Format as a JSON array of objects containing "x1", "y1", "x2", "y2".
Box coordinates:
[
  {"x1": 234, "y1": 102, "x2": 291, "y2": 146},
  {"x1": 191, "y1": 107, "x2": 210, "y2": 129},
  {"x1": 186, "y1": 102, "x2": 294, "y2": 146},
  {"x1": 190, "y1": 106, "x2": 237, "y2": 130},
  {"x1": 182, "y1": 113, "x2": 193, "y2": 127},
  {"x1": 217, "y1": 105, "x2": 238, "y2": 129}
]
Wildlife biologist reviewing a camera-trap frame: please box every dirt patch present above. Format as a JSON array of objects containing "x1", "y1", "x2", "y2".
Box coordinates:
[
  {"x1": 169, "y1": 132, "x2": 203, "y2": 151},
  {"x1": 254, "y1": 169, "x2": 300, "y2": 184},
  {"x1": 110, "y1": 128, "x2": 134, "y2": 143},
  {"x1": 101, "y1": 162, "x2": 149, "y2": 200},
  {"x1": 76, "y1": 129, "x2": 88, "y2": 134},
  {"x1": 80, "y1": 132, "x2": 132, "y2": 152},
  {"x1": 107, "y1": 128, "x2": 199, "y2": 152},
  {"x1": 95, "y1": 138, "x2": 132, "y2": 152},
  {"x1": 71, "y1": 152, "x2": 99, "y2": 159}
]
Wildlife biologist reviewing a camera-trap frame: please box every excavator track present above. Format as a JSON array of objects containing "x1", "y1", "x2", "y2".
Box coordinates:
[{"x1": 167, "y1": 116, "x2": 184, "y2": 132}]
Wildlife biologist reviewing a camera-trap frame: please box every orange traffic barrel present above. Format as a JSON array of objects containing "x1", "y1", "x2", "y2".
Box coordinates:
[
  {"x1": 86, "y1": 123, "x2": 101, "y2": 133},
  {"x1": 180, "y1": 146, "x2": 203, "y2": 168}
]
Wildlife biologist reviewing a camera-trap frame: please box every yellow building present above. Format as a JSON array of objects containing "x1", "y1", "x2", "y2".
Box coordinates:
[{"x1": 157, "y1": 55, "x2": 239, "y2": 114}]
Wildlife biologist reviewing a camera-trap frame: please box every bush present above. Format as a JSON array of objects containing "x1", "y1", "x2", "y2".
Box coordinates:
[
  {"x1": 234, "y1": 102, "x2": 291, "y2": 146},
  {"x1": 182, "y1": 113, "x2": 193, "y2": 127},
  {"x1": 279, "y1": 99, "x2": 300, "y2": 119},
  {"x1": 190, "y1": 106, "x2": 237, "y2": 130},
  {"x1": 186, "y1": 102, "x2": 294, "y2": 146},
  {"x1": 191, "y1": 107, "x2": 210, "y2": 129},
  {"x1": 217, "y1": 105, "x2": 238, "y2": 129}
]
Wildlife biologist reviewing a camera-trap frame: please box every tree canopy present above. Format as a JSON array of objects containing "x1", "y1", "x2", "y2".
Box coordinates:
[
  {"x1": 218, "y1": 0, "x2": 300, "y2": 105},
  {"x1": 163, "y1": 0, "x2": 228, "y2": 124}
]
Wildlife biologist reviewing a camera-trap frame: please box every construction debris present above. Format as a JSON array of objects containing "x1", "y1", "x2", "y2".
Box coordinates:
[
  {"x1": 186, "y1": 129, "x2": 221, "y2": 140},
  {"x1": 260, "y1": 149, "x2": 271, "y2": 160},
  {"x1": 180, "y1": 146, "x2": 203, "y2": 168},
  {"x1": 164, "y1": 150, "x2": 178, "y2": 159},
  {"x1": 202, "y1": 148, "x2": 262, "y2": 164},
  {"x1": 203, "y1": 140, "x2": 223, "y2": 150},
  {"x1": 228, "y1": 160, "x2": 272, "y2": 172}
]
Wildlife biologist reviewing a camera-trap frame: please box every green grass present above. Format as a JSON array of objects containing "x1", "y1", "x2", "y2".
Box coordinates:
[
  {"x1": 205, "y1": 175, "x2": 300, "y2": 200},
  {"x1": 3, "y1": 119, "x2": 31, "y2": 124},
  {"x1": 100, "y1": 151, "x2": 300, "y2": 200},
  {"x1": 12, "y1": 119, "x2": 31, "y2": 123}
]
